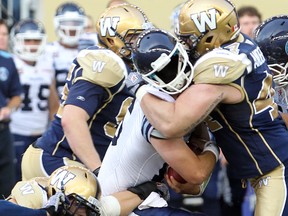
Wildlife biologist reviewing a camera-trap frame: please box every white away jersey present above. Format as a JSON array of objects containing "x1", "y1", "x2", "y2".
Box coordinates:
[
  {"x1": 98, "y1": 100, "x2": 166, "y2": 196},
  {"x1": 46, "y1": 41, "x2": 78, "y2": 97},
  {"x1": 10, "y1": 51, "x2": 54, "y2": 136}
]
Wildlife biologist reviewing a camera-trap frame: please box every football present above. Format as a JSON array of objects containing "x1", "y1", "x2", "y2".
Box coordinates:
[{"x1": 166, "y1": 166, "x2": 187, "y2": 184}]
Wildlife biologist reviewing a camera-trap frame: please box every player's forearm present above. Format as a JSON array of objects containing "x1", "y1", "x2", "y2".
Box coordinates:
[
  {"x1": 112, "y1": 191, "x2": 142, "y2": 216},
  {"x1": 141, "y1": 94, "x2": 180, "y2": 137}
]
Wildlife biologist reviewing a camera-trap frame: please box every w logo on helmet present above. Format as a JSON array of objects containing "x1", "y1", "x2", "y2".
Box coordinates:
[
  {"x1": 191, "y1": 8, "x2": 217, "y2": 33},
  {"x1": 99, "y1": 17, "x2": 120, "y2": 37}
]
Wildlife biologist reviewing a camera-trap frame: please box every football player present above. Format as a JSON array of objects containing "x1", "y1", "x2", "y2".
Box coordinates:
[
  {"x1": 99, "y1": 28, "x2": 218, "y2": 216},
  {"x1": 9, "y1": 19, "x2": 59, "y2": 182},
  {"x1": 21, "y1": 3, "x2": 150, "y2": 181},
  {"x1": 254, "y1": 15, "x2": 288, "y2": 113},
  {"x1": 1, "y1": 165, "x2": 101, "y2": 216},
  {"x1": 131, "y1": 0, "x2": 288, "y2": 216},
  {"x1": 47, "y1": 2, "x2": 87, "y2": 98}
]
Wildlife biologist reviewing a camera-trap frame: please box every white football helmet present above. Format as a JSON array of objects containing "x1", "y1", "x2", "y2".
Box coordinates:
[
  {"x1": 132, "y1": 28, "x2": 194, "y2": 95},
  {"x1": 11, "y1": 19, "x2": 46, "y2": 62},
  {"x1": 54, "y1": 2, "x2": 86, "y2": 46}
]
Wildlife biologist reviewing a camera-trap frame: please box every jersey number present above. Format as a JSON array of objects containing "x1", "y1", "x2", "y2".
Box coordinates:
[{"x1": 22, "y1": 84, "x2": 49, "y2": 111}]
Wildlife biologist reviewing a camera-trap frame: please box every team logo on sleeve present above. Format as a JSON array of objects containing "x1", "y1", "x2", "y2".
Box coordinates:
[
  {"x1": 99, "y1": 17, "x2": 120, "y2": 37},
  {"x1": 190, "y1": 8, "x2": 217, "y2": 33}
]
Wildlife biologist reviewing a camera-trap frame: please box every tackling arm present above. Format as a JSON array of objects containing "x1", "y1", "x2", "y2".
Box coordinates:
[{"x1": 141, "y1": 84, "x2": 225, "y2": 138}]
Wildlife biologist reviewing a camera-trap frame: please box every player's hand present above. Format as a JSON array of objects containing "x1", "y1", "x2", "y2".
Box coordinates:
[
  {"x1": 125, "y1": 72, "x2": 148, "y2": 100},
  {"x1": 127, "y1": 181, "x2": 170, "y2": 201},
  {"x1": 44, "y1": 192, "x2": 69, "y2": 216},
  {"x1": 165, "y1": 174, "x2": 200, "y2": 195}
]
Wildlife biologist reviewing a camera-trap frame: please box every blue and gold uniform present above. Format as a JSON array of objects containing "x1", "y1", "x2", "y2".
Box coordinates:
[
  {"x1": 195, "y1": 34, "x2": 288, "y2": 178},
  {"x1": 21, "y1": 46, "x2": 133, "y2": 179},
  {"x1": 194, "y1": 34, "x2": 288, "y2": 216}
]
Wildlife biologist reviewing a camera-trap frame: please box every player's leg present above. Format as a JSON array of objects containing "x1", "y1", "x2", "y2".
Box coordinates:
[
  {"x1": 21, "y1": 143, "x2": 85, "y2": 180},
  {"x1": 251, "y1": 164, "x2": 288, "y2": 216}
]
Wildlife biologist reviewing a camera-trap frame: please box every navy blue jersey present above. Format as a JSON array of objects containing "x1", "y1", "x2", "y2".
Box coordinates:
[
  {"x1": 0, "y1": 51, "x2": 22, "y2": 108},
  {"x1": 36, "y1": 47, "x2": 133, "y2": 160},
  {"x1": 194, "y1": 34, "x2": 288, "y2": 178}
]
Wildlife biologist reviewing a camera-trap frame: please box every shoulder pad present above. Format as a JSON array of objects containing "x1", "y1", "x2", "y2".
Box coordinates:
[
  {"x1": 10, "y1": 178, "x2": 48, "y2": 209},
  {"x1": 194, "y1": 48, "x2": 252, "y2": 84},
  {"x1": 77, "y1": 49, "x2": 128, "y2": 88}
]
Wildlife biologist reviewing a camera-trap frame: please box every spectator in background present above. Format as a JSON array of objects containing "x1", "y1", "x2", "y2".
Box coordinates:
[
  {"x1": 0, "y1": 19, "x2": 9, "y2": 51},
  {"x1": 237, "y1": 6, "x2": 262, "y2": 38},
  {"x1": 0, "y1": 19, "x2": 22, "y2": 198}
]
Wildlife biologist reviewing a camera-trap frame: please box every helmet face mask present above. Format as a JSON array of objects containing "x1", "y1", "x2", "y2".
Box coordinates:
[
  {"x1": 132, "y1": 29, "x2": 194, "y2": 95},
  {"x1": 96, "y1": 3, "x2": 153, "y2": 60},
  {"x1": 177, "y1": 0, "x2": 240, "y2": 57},
  {"x1": 11, "y1": 19, "x2": 46, "y2": 62},
  {"x1": 54, "y1": 2, "x2": 86, "y2": 46},
  {"x1": 254, "y1": 15, "x2": 288, "y2": 88},
  {"x1": 66, "y1": 193, "x2": 100, "y2": 216}
]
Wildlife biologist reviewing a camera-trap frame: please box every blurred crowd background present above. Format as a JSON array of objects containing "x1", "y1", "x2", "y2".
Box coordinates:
[{"x1": 1, "y1": 0, "x2": 288, "y2": 41}]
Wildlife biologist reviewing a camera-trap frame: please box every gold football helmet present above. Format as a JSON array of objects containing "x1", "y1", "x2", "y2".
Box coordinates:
[
  {"x1": 177, "y1": 0, "x2": 240, "y2": 57},
  {"x1": 48, "y1": 165, "x2": 101, "y2": 215},
  {"x1": 95, "y1": 3, "x2": 153, "y2": 59}
]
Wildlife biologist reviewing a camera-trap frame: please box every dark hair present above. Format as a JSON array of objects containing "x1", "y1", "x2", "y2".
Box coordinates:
[
  {"x1": 0, "y1": 19, "x2": 8, "y2": 29},
  {"x1": 237, "y1": 6, "x2": 262, "y2": 22}
]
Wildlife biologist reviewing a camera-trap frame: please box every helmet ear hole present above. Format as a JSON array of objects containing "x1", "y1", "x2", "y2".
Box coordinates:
[
  {"x1": 206, "y1": 36, "x2": 213, "y2": 43},
  {"x1": 107, "y1": 38, "x2": 115, "y2": 46}
]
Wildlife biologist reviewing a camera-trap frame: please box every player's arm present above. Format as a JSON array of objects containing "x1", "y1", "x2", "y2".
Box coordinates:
[
  {"x1": 140, "y1": 49, "x2": 247, "y2": 138},
  {"x1": 141, "y1": 84, "x2": 226, "y2": 138},
  {"x1": 62, "y1": 104, "x2": 102, "y2": 171},
  {"x1": 48, "y1": 79, "x2": 59, "y2": 121},
  {"x1": 151, "y1": 134, "x2": 217, "y2": 185}
]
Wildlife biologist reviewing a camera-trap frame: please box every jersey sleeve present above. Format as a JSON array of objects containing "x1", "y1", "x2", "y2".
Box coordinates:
[
  {"x1": 193, "y1": 48, "x2": 252, "y2": 84},
  {"x1": 141, "y1": 117, "x2": 166, "y2": 143},
  {"x1": 76, "y1": 48, "x2": 128, "y2": 89},
  {"x1": 9, "y1": 179, "x2": 48, "y2": 209},
  {"x1": 65, "y1": 79, "x2": 106, "y2": 117},
  {"x1": 0, "y1": 200, "x2": 47, "y2": 216}
]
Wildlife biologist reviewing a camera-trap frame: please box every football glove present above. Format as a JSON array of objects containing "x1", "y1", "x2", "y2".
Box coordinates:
[
  {"x1": 125, "y1": 72, "x2": 148, "y2": 101},
  {"x1": 127, "y1": 181, "x2": 170, "y2": 201},
  {"x1": 44, "y1": 192, "x2": 69, "y2": 216}
]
